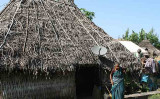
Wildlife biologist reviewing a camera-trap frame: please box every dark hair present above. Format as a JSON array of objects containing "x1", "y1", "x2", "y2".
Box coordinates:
[
  {"x1": 153, "y1": 51, "x2": 157, "y2": 57},
  {"x1": 145, "y1": 55, "x2": 149, "y2": 58},
  {"x1": 114, "y1": 61, "x2": 120, "y2": 65},
  {"x1": 145, "y1": 48, "x2": 148, "y2": 51},
  {"x1": 137, "y1": 49, "x2": 141, "y2": 53}
]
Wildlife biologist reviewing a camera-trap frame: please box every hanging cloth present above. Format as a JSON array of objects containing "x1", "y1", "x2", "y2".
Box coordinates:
[{"x1": 145, "y1": 58, "x2": 156, "y2": 74}]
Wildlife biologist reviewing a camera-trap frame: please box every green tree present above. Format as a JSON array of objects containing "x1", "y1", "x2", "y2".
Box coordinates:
[
  {"x1": 129, "y1": 30, "x2": 139, "y2": 44},
  {"x1": 139, "y1": 28, "x2": 146, "y2": 43},
  {"x1": 80, "y1": 8, "x2": 95, "y2": 21},
  {"x1": 146, "y1": 28, "x2": 159, "y2": 44},
  {"x1": 154, "y1": 42, "x2": 160, "y2": 49},
  {"x1": 122, "y1": 28, "x2": 160, "y2": 49},
  {"x1": 123, "y1": 28, "x2": 129, "y2": 40}
]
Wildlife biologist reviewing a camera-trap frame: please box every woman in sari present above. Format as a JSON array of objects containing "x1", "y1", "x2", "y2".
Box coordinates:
[{"x1": 110, "y1": 63, "x2": 125, "y2": 99}]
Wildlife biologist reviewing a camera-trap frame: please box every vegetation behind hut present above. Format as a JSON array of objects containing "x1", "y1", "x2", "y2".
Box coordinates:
[
  {"x1": 122, "y1": 28, "x2": 160, "y2": 49},
  {"x1": 80, "y1": 8, "x2": 95, "y2": 21}
]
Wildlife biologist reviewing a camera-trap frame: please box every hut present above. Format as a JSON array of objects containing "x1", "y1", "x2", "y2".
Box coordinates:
[
  {"x1": 0, "y1": 0, "x2": 141, "y2": 98},
  {"x1": 139, "y1": 40, "x2": 160, "y2": 57}
]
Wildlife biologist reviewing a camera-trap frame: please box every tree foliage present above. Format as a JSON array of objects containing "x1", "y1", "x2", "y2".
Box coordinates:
[
  {"x1": 80, "y1": 8, "x2": 95, "y2": 21},
  {"x1": 122, "y1": 28, "x2": 160, "y2": 49},
  {"x1": 129, "y1": 30, "x2": 139, "y2": 44},
  {"x1": 123, "y1": 28, "x2": 129, "y2": 40},
  {"x1": 139, "y1": 28, "x2": 146, "y2": 43}
]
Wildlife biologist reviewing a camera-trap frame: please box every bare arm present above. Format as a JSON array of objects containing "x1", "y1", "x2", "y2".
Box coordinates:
[{"x1": 110, "y1": 70, "x2": 114, "y2": 85}]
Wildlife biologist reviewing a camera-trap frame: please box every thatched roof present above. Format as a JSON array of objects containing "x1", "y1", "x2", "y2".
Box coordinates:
[
  {"x1": 0, "y1": 0, "x2": 140, "y2": 72},
  {"x1": 139, "y1": 40, "x2": 160, "y2": 56}
]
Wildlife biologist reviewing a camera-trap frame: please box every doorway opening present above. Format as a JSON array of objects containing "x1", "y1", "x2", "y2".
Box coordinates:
[{"x1": 76, "y1": 65, "x2": 100, "y2": 99}]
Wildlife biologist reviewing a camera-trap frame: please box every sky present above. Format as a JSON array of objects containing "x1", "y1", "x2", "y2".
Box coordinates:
[{"x1": 0, "y1": 0, "x2": 160, "y2": 39}]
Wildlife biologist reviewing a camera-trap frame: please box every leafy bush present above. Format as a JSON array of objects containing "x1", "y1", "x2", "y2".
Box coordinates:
[
  {"x1": 148, "y1": 94, "x2": 160, "y2": 99},
  {"x1": 124, "y1": 69, "x2": 142, "y2": 94}
]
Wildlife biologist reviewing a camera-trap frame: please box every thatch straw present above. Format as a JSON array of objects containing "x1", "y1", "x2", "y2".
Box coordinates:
[
  {"x1": 0, "y1": 0, "x2": 140, "y2": 72},
  {"x1": 0, "y1": 70, "x2": 75, "y2": 99},
  {"x1": 139, "y1": 40, "x2": 160, "y2": 56}
]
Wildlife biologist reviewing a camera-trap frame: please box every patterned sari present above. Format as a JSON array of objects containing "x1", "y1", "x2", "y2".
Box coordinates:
[{"x1": 111, "y1": 67, "x2": 124, "y2": 99}]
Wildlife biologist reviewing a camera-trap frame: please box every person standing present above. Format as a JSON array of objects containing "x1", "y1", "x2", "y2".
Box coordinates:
[
  {"x1": 135, "y1": 49, "x2": 143, "y2": 61},
  {"x1": 110, "y1": 63, "x2": 125, "y2": 99}
]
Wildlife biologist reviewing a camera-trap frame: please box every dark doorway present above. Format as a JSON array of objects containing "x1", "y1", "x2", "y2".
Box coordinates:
[{"x1": 76, "y1": 65, "x2": 100, "y2": 99}]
